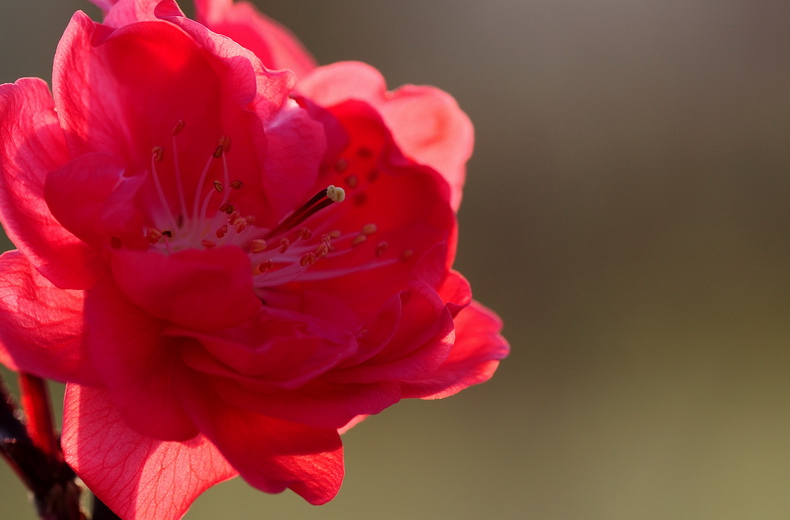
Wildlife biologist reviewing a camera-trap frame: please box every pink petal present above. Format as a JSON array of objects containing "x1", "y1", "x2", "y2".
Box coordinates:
[
  {"x1": 84, "y1": 280, "x2": 198, "y2": 441},
  {"x1": 102, "y1": 0, "x2": 160, "y2": 27},
  {"x1": 0, "y1": 78, "x2": 98, "y2": 289},
  {"x1": 110, "y1": 247, "x2": 261, "y2": 332},
  {"x1": 299, "y1": 62, "x2": 473, "y2": 211},
  {"x1": 44, "y1": 152, "x2": 147, "y2": 250},
  {"x1": 0, "y1": 251, "x2": 98, "y2": 384},
  {"x1": 62, "y1": 384, "x2": 236, "y2": 520},
  {"x1": 53, "y1": 10, "x2": 290, "y2": 219},
  {"x1": 177, "y1": 371, "x2": 344, "y2": 504},
  {"x1": 194, "y1": 0, "x2": 317, "y2": 79},
  {"x1": 400, "y1": 301, "x2": 510, "y2": 399}
]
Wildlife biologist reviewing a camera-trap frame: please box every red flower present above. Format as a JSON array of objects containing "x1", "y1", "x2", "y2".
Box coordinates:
[{"x1": 0, "y1": 1, "x2": 508, "y2": 518}]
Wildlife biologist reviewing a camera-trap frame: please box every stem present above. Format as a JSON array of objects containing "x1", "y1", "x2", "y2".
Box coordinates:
[
  {"x1": 19, "y1": 373, "x2": 60, "y2": 460},
  {"x1": 0, "y1": 373, "x2": 84, "y2": 520},
  {"x1": 91, "y1": 495, "x2": 122, "y2": 520}
]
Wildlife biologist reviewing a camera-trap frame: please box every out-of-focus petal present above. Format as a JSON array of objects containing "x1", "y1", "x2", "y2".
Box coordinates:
[
  {"x1": 0, "y1": 78, "x2": 98, "y2": 289},
  {"x1": 62, "y1": 384, "x2": 236, "y2": 520},
  {"x1": 400, "y1": 301, "x2": 509, "y2": 399},
  {"x1": 194, "y1": 0, "x2": 317, "y2": 78}
]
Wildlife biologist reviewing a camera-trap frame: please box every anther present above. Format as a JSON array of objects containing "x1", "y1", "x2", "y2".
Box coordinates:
[
  {"x1": 264, "y1": 186, "x2": 346, "y2": 240},
  {"x1": 278, "y1": 238, "x2": 290, "y2": 253},
  {"x1": 328, "y1": 230, "x2": 341, "y2": 238},
  {"x1": 250, "y1": 239, "x2": 267, "y2": 253},
  {"x1": 296, "y1": 227, "x2": 312, "y2": 240},
  {"x1": 147, "y1": 228, "x2": 163, "y2": 244},
  {"x1": 213, "y1": 180, "x2": 224, "y2": 192},
  {"x1": 315, "y1": 242, "x2": 329, "y2": 258},
  {"x1": 172, "y1": 120, "x2": 185, "y2": 136},
  {"x1": 230, "y1": 180, "x2": 244, "y2": 190},
  {"x1": 376, "y1": 241, "x2": 388, "y2": 257},
  {"x1": 400, "y1": 249, "x2": 414, "y2": 262},
  {"x1": 300, "y1": 252, "x2": 317, "y2": 267},
  {"x1": 202, "y1": 239, "x2": 217, "y2": 249},
  {"x1": 335, "y1": 158, "x2": 348, "y2": 172},
  {"x1": 152, "y1": 146, "x2": 164, "y2": 162},
  {"x1": 256, "y1": 259, "x2": 274, "y2": 274},
  {"x1": 216, "y1": 224, "x2": 228, "y2": 239},
  {"x1": 162, "y1": 230, "x2": 173, "y2": 238},
  {"x1": 219, "y1": 202, "x2": 234, "y2": 214},
  {"x1": 361, "y1": 223, "x2": 377, "y2": 236},
  {"x1": 213, "y1": 144, "x2": 224, "y2": 159},
  {"x1": 352, "y1": 235, "x2": 367, "y2": 247},
  {"x1": 218, "y1": 135, "x2": 231, "y2": 154},
  {"x1": 326, "y1": 185, "x2": 345, "y2": 203},
  {"x1": 345, "y1": 174, "x2": 358, "y2": 188},
  {"x1": 357, "y1": 147, "x2": 373, "y2": 158}
]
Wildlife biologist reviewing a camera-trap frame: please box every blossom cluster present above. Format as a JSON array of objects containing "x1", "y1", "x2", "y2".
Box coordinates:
[{"x1": 0, "y1": 0, "x2": 508, "y2": 518}]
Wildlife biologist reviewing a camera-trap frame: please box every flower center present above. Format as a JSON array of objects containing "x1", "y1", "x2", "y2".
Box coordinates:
[{"x1": 143, "y1": 120, "x2": 397, "y2": 289}]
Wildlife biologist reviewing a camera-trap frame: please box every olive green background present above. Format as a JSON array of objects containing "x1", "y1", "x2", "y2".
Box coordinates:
[{"x1": 3, "y1": 0, "x2": 790, "y2": 518}]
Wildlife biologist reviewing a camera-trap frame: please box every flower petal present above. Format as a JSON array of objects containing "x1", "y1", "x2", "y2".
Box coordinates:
[
  {"x1": 400, "y1": 301, "x2": 510, "y2": 399},
  {"x1": 0, "y1": 251, "x2": 98, "y2": 384},
  {"x1": 299, "y1": 62, "x2": 472, "y2": 210},
  {"x1": 0, "y1": 78, "x2": 98, "y2": 289},
  {"x1": 177, "y1": 370, "x2": 344, "y2": 504},
  {"x1": 111, "y1": 247, "x2": 261, "y2": 332},
  {"x1": 194, "y1": 0, "x2": 317, "y2": 79},
  {"x1": 211, "y1": 378, "x2": 401, "y2": 429},
  {"x1": 62, "y1": 384, "x2": 236, "y2": 520},
  {"x1": 85, "y1": 279, "x2": 199, "y2": 441},
  {"x1": 44, "y1": 152, "x2": 148, "y2": 250},
  {"x1": 328, "y1": 282, "x2": 455, "y2": 383}
]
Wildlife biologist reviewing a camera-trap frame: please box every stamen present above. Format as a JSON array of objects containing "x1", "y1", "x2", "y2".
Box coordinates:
[
  {"x1": 172, "y1": 120, "x2": 185, "y2": 136},
  {"x1": 231, "y1": 180, "x2": 244, "y2": 190},
  {"x1": 250, "y1": 239, "x2": 267, "y2": 253},
  {"x1": 213, "y1": 180, "x2": 224, "y2": 193},
  {"x1": 148, "y1": 228, "x2": 163, "y2": 244},
  {"x1": 264, "y1": 185, "x2": 345, "y2": 240},
  {"x1": 152, "y1": 146, "x2": 164, "y2": 163},
  {"x1": 300, "y1": 252, "x2": 317, "y2": 267}
]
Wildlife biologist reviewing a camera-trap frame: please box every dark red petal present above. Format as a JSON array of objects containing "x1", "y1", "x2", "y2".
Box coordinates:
[
  {"x1": 178, "y1": 307, "x2": 356, "y2": 389},
  {"x1": 177, "y1": 370, "x2": 344, "y2": 504},
  {"x1": 0, "y1": 251, "x2": 98, "y2": 384},
  {"x1": 111, "y1": 247, "x2": 261, "y2": 332},
  {"x1": 194, "y1": 0, "x2": 317, "y2": 79},
  {"x1": 210, "y1": 378, "x2": 401, "y2": 430},
  {"x1": 299, "y1": 62, "x2": 472, "y2": 211},
  {"x1": 62, "y1": 384, "x2": 236, "y2": 520},
  {"x1": 85, "y1": 280, "x2": 198, "y2": 441},
  {"x1": 328, "y1": 282, "x2": 454, "y2": 383},
  {"x1": 400, "y1": 301, "x2": 510, "y2": 399},
  {"x1": 0, "y1": 78, "x2": 98, "y2": 289}
]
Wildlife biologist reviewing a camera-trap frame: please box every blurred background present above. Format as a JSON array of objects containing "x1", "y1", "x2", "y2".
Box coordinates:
[{"x1": 3, "y1": 0, "x2": 790, "y2": 518}]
